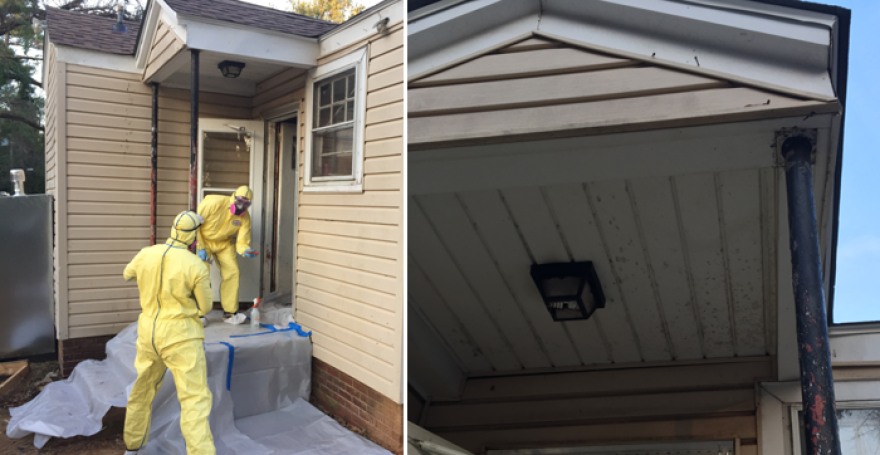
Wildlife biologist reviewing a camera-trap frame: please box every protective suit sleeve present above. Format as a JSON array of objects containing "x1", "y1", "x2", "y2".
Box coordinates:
[
  {"x1": 192, "y1": 263, "x2": 213, "y2": 317},
  {"x1": 236, "y1": 213, "x2": 252, "y2": 256},
  {"x1": 123, "y1": 250, "x2": 142, "y2": 282},
  {"x1": 195, "y1": 197, "x2": 216, "y2": 250}
]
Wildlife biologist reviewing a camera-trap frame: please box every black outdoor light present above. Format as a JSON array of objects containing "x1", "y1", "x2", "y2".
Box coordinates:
[
  {"x1": 218, "y1": 60, "x2": 246, "y2": 78},
  {"x1": 530, "y1": 261, "x2": 605, "y2": 322}
]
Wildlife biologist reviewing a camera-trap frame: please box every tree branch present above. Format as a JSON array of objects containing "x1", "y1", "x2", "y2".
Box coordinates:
[
  {"x1": 0, "y1": 112, "x2": 43, "y2": 131},
  {"x1": 0, "y1": 55, "x2": 42, "y2": 60}
]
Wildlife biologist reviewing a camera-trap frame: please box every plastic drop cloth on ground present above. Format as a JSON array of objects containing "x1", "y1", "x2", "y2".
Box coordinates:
[{"x1": 6, "y1": 305, "x2": 392, "y2": 455}]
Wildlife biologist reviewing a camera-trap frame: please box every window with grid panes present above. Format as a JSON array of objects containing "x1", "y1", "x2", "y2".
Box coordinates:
[{"x1": 312, "y1": 68, "x2": 356, "y2": 179}]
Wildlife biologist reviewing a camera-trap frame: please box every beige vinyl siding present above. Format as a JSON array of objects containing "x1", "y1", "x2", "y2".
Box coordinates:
[
  {"x1": 62, "y1": 60, "x2": 251, "y2": 338},
  {"x1": 144, "y1": 19, "x2": 185, "y2": 82},
  {"x1": 408, "y1": 37, "x2": 839, "y2": 149},
  {"x1": 252, "y1": 67, "x2": 306, "y2": 118},
  {"x1": 45, "y1": 44, "x2": 58, "y2": 197},
  {"x1": 295, "y1": 23, "x2": 404, "y2": 402},
  {"x1": 425, "y1": 358, "x2": 771, "y2": 455}
]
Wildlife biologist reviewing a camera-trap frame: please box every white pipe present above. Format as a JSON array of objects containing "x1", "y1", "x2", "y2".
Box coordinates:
[
  {"x1": 10, "y1": 169, "x2": 25, "y2": 196},
  {"x1": 410, "y1": 438, "x2": 473, "y2": 455}
]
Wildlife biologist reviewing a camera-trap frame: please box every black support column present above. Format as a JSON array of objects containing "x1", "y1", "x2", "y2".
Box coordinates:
[
  {"x1": 189, "y1": 49, "x2": 200, "y2": 213},
  {"x1": 150, "y1": 82, "x2": 159, "y2": 246},
  {"x1": 783, "y1": 135, "x2": 842, "y2": 455}
]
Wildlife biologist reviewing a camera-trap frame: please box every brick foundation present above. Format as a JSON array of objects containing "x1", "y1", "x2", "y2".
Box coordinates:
[
  {"x1": 310, "y1": 357, "x2": 403, "y2": 454},
  {"x1": 58, "y1": 335, "x2": 115, "y2": 377}
]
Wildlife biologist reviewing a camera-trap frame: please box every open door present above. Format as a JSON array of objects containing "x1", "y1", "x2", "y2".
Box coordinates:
[{"x1": 197, "y1": 119, "x2": 265, "y2": 304}]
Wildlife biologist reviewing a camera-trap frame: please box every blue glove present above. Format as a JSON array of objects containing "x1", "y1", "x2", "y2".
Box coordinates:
[
  {"x1": 241, "y1": 249, "x2": 258, "y2": 258},
  {"x1": 197, "y1": 249, "x2": 209, "y2": 261}
]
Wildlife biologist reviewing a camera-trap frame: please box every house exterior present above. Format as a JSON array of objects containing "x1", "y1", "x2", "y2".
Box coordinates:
[
  {"x1": 43, "y1": 0, "x2": 403, "y2": 452},
  {"x1": 405, "y1": 1, "x2": 872, "y2": 454}
]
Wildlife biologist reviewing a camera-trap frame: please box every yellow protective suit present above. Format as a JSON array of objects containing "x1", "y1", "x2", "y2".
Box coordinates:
[
  {"x1": 122, "y1": 211, "x2": 215, "y2": 455},
  {"x1": 196, "y1": 186, "x2": 253, "y2": 314}
]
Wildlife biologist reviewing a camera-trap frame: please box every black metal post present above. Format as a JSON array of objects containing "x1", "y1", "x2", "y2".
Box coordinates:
[
  {"x1": 783, "y1": 136, "x2": 842, "y2": 455},
  {"x1": 150, "y1": 83, "x2": 158, "y2": 246},
  {"x1": 189, "y1": 49, "x2": 200, "y2": 213}
]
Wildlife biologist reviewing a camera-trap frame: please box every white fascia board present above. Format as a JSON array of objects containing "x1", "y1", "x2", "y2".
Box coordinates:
[
  {"x1": 134, "y1": 0, "x2": 160, "y2": 69},
  {"x1": 55, "y1": 45, "x2": 139, "y2": 74},
  {"x1": 541, "y1": 0, "x2": 834, "y2": 97},
  {"x1": 318, "y1": 0, "x2": 403, "y2": 56},
  {"x1": 408, "y1": 15, "x2": 537, "y2": 79},
  {"x1": 408, "y1": 0, "x2": 469, "y2": 22},
  {"x1": 583, "y1": 0, "x2": 831, "y2": 45},
  {"x1": 408, "y1": 115, "x2": 835, "y2": 196},
  {"x1": 180, "y1": 17, "x2": 319, "y2": 69},
  {"x1": 408, "y1": 0, "x2": 537, "y2": 78},
  {"x1": 136, "y1": 0, "x2": 188, "y2": 70},
  {"x1": 680, "y1": 0, "x2": 838, "y2": 27}
]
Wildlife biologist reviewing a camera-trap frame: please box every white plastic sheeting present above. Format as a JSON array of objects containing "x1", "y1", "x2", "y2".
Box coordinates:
[{"x1": 6, "y1": 306, "x2": 391, "y2": 455}]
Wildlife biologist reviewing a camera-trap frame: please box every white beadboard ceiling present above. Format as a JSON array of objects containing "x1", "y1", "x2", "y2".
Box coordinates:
[{"x1": 409, "y1": 169, "x2": 777, "y2": 375}]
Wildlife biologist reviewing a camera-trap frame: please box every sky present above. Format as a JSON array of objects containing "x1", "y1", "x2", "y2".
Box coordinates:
[{"x1": 810, "y1": 0, "x2": 880, "y2": 323}]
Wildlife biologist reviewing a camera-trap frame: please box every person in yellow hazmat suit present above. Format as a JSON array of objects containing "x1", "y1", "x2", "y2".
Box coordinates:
[
  {"x1": 122, "y1": 211, "x2": 215, "y2": 455},
  {"x1": 195, "y1": 186, "x2": 259, "y2": 315}
]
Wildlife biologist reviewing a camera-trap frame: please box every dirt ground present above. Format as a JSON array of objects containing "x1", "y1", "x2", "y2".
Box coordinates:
[{"x1": 0, "y1": 361, "x2": 126, "y2": 454}]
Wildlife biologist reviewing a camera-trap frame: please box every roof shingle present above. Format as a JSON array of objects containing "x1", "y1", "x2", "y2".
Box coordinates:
[
  {"x1": 46, "y1": 8, "x2": 141, "y2": 55},
  {"x1": 162, "y1": 0, "x2": 338, "y2": 39}
]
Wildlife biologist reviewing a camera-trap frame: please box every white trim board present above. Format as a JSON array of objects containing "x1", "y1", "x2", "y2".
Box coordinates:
[
  {"x1": 54, "y1": 45, "x2": 139, "y2": 74},
  {"x1": 182, "y1": 20, "x2": 318, "y2": 69},
  {"x1": 408, "y1": 115, "x2": 836, "y2": 196},
  {"x1": 319, "y1": 0, "x2": 404, "y2": 56}
]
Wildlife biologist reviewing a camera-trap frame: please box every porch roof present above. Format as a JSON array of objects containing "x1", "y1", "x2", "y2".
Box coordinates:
[
  {"x1": 162, "y1": 0, "x2": 337, "y2": 38},
  {"x1": 45, "y1": 0, "x2": 338, "y2": 58}
]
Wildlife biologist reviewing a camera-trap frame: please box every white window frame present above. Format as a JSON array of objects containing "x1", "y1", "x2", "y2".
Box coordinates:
[
  {"x1": 790, "y1": 401, "x2": 880, "y2": 455},
  {"x1": 303, "y1": 46, "x2": 367, "y2": 193}
]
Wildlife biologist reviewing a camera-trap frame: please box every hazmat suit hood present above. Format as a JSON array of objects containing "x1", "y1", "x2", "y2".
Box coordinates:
[
  {"x1": 230, "y1": 186, "x2": 253, "y2": 215},
  {"x1": 167, "y1": 211, "x2": 204, "y2": 248}
]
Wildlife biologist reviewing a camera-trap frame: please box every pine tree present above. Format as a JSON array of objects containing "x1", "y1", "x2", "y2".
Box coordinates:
[{"x1": 0, "y1": 0, "x2": 143, "y2": 194}]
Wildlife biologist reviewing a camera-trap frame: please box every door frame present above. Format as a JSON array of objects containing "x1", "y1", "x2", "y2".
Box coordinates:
[
  {"x1": 197, "y1": 118, "x2": 266, "y2": 303},
  {"x1": 261, "y1": 111, "x2": 300, "y2": 307}
]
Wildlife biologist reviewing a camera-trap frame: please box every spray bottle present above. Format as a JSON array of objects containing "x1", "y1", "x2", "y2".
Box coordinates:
[{"x1": 250, "y1": 298, "x2": 261, "y2": 329}]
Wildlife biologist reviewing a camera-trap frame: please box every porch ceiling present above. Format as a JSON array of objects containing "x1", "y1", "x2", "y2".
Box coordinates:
[
  {"x1": 408, "y1": 115, "x2": 840, "y2": 387},
  {"x1": 157, "y1": 50, "x2": 306, "y2": 97}
]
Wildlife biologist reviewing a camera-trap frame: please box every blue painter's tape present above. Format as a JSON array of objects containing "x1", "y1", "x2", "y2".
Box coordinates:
[
  {"x1": 218, "y1": 341, "x2": 234, "y2": 391},
  {"x1": 229, "y1": 322, "x2": 312, "y2": 339}
]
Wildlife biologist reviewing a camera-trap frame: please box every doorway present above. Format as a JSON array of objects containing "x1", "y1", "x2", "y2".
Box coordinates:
[
  {"x1": 197, "y1": 118, "x2": 265, "y2": 304},
  {"x1": 263, "y1": 118, "x2": 298, "y2": 304}
]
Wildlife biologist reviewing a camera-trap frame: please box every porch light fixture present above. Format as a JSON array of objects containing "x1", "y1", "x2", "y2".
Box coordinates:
[
  {"x1": 530, "y1": 261, "x2": 605, "y2": 322},
  {"x1": 218, "y1": 60, "x2": 246, "y2": 78}
]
